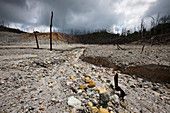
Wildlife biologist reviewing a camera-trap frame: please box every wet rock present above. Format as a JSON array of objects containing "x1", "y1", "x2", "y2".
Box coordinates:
[
  {"x1": 99, "y1": 108, "x2": 109, "y2": 113},
  {"x1": 99, "y1": 93, "x2": 110, "y2": 107},
  {"x1": 68, "y1": 96, "x2": 81, "y2": 109}
]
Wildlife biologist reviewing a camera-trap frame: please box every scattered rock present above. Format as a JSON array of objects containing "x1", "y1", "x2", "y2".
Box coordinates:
[
  {"x1": 99, "y1": 93, "x2": 110, "y2": 107},
  {"x1": 88, "y1": 102, "x2": 93, "y2": 107},
  {"x1": 68, "y1": 96, "x2": 81, "y2": 109},
  {"x1": 48, "y1": 82, "x2": 56, "y2": 88},
  {"x1": 111, "y1": 94, "x2": 120, "y2": 104},
  {"x1": 152, "y1": 86, "x2": 159, "y2": 91},
  {"x1": 85, "y1": 77, "x2": 91, "y2": 83},
  {"x1": 70, "y1": 76, "x2": 76, "y2": 81},
  {"x1": 70, "y1": 108, "x2": 76, "y2": 113},
  {"x1": 88, "y1": 80, "x2": 96, "y2": 88},
  {"x1": 108, "y1": 103, "x2": 115, "y2": 110},
  {"x1": 79, "y1": 85, "x2": 87, "y2": 90},
  {"x1": 39, "y1": 107, "x2": 45, "y2": 111},
  {"x1": 120, "y1": 101, "x2": 126, "y2": 109},
  {"x1": 130, "y1": 85, "x2": 136, "y2": 88},
  {"x1": 99, "y1": 108, "x2": 109, "y2": 113},
  {"x1": 96, "y1": 87, "x2": 107, "y2": 93},
  {"x1": 90, "y1": 107, "x2": 99, "y2": 113}
]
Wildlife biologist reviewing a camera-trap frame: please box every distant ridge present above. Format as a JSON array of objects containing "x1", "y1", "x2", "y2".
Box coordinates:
[{"x1": 0, "y1": 25, "x2": 26, "y2": 33}]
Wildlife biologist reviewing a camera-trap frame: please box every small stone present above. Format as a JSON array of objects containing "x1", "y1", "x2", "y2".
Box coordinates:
[
  {"x1": 85, "y1": 77, "x2": 91, "y2": 83},
  {"x1": 67, "y1": 81, "x2": 73, "y2": 86},
  {"x1": 98, "y1": 75, "x2": 102, "y2": 79},
  {"x1": 108, "y1": 107, "x2": 113, "y2": 111},
  {"x1": 120, "y1": 101, "x2": 126, "y2": 109},
  {"x1": 39, "y1": 107, "x2": 45, "y2": 111},
  {"x1": 96, "y1": 87, "x2": 107, "y2": 93},
  {"x1": 90, "y1": 107, "x2": 99, "y2": 113},
  {"x1": 152, "y1": 86, "x2": 158, "y2": 91},
  {"x1": 12, "y1": 104, "x2": 16, "y2": 107},
  {"x1": 111, "y1": 94, "x2": 119, "y2": 104},
  {"x1": 86, "y1": 73, "x2": 90, "y2": 77},
  {"x1": 130, "y1": 85, "x2": 136, "y2": 88},
  {"x1": 38, "y1": 74, "x2": 42, "y2": 78},
  {"x1": 70, "y1": 76, "x2": 76, "y2": 81},
  {"x1": 88, "y1": 80, "x2": 96, "y2": 88},
  {"x1": 99, "y1": 93, "x2": 110, "y2": 107},
  {"x1": 88, "y1": 102, "x2": 93, "y2": 107},
  {"x1": 138, "y1": 83, "x2": 143, "y2": 88},
  {"x1": 104, "y1": 85, "x2": 108, "y2": 89},
  {"x1": 99, "y1": 108, "x2": 109, "y2": 113},
  {"x1": 146, "y1": 106, "x2": 151, "y2": 110},
  {"x1": 108, "y1": 103, "x2": 115, "y2": 109},
  {"x1": 92, "y1": 99, "x2": 98, "y2": 105},
  {"x1": 51, "y1": 98, "x2": 59, "y2": 104},
  {"x1": 48, "y1": 82, "x2": 56, "y2": 88},
  {"x1": 70, "y1": 108, "x2": 76, "y2": 113},
  {"x1": 77, "y1": 89, "x2": 83, "y2": 94},
  {"x1": 68, "y1": 96, "x2": 81, "y2": 109},
  {"x1": 144, "y1": 85, "x2": 149, "y2": 88},
  {"x1": 106, "y1": 80, "x2": 111, "y2": 83},
  {"x1": 21, "y1": 88, "x2": 27, "y2": 92},
  {"x1": 79, "y1": 85, "x2": 87, "y2": 90}
]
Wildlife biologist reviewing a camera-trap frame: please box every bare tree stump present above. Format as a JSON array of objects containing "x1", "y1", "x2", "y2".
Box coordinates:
[
  {"x1": 34, "y1": 32, "x2": 39, "y2": 49},
  {"x1": 50, "y1": 11, "x2": 53, "y2": 51},
  {"x1": 141, "y1": 44, "x2": 145, "y2": 53}
]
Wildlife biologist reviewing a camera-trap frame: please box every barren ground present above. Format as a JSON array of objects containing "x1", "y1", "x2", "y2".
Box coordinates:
[{"x1": 0, "y1": 32, "x2": 170, "y2": 113}]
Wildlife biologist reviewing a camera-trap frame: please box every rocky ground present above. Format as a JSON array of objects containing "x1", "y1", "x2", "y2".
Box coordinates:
[{"x1": 0, "y1": 32, "x2": 170, "y2": 113}]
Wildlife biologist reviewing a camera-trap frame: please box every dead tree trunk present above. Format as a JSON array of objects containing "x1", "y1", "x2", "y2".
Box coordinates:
[
  {"x1": 34, "y1": 32, "x2": 39, "y2": 49},
  {"x1": 141, "y1": 44, "x2": 145, "y2": 53},
  {"x1": 114, "y1": 73, "x2": 125, "y2": 101},
  {"x1": 50, "y1": 11, "x2": 53, "y2": 51},
  {"x1": 117, "y1": 44, "x2": 124, "y2": 50}
]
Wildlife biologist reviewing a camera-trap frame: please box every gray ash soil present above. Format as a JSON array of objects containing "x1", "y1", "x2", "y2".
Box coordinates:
[{"x1": 0, "y1": 32, "x2": 170, "y2": 113}]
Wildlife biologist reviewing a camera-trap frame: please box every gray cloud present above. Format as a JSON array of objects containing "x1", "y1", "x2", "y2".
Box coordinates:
[
  {"x1": 144, "y1": 0, "x2": 170, "y2": 17},
  {"x1": 0, "y1": 0, "x2": 170, "y2": 32},
  {"x1": 37, "y1": 0, "x2": 121, "y2": 29}
]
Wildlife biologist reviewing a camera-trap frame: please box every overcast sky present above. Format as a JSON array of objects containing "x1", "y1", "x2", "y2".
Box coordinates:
[{"x1": 0, "y1": 0, "x2": 170, "y2": 33}]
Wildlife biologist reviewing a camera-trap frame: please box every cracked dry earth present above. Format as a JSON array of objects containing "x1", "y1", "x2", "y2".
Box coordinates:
[{"x1": 0, "y1": 45, "x2": 170, "y2": 113}]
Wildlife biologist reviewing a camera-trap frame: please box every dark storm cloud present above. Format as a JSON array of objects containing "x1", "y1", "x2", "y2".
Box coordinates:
[
  {"x1": 0, "y1": 0, "x2": 38, "y2": 25},
  {"x1": 144, "y1": 0, "x2": 170, "y2": 17},
  {"x1": 37, "y1": 0, "x2": 121, "y2": 29},
  {"x1": 0, "y1": 0, "x2": 170, "y2": 31}
]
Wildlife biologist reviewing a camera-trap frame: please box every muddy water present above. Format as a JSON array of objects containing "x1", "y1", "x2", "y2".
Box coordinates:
[{"x1": 80, "y1": 56, "x2": 170, "y2": 83}]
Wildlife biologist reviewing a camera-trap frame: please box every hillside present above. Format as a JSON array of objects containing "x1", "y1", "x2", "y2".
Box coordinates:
[{"x1": 0, "y1": 25, "x2": 26, "y2": 33}]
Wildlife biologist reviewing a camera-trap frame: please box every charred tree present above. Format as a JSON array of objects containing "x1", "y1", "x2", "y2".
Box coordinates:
[
  {"x1": 50, "y1": 11, "x2": 53, "y2": 51},
  {"x1": 114, "y1": 73, "x2": 126, "y2": 101},
  {"x1": 34, "y1": 32, "x2": 39, "y2": 49}
]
